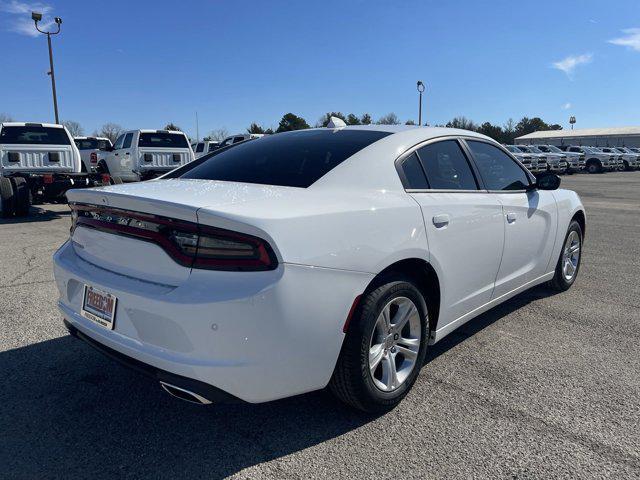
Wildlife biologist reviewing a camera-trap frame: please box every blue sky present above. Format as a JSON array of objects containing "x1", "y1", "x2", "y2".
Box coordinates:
[{"x1": 1, "y1": 0, "x2": 639, "y2": 138}]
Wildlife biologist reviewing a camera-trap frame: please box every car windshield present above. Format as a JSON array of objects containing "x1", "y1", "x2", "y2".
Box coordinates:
[
  {"x1": 546, "y1": 145, "x2": 563, "y2": 153},
  {"x1": 506, "y1": 146, "x2": 519, "y2": 153},
  {"x1": 174, "y1": 129, "x2": 392, "y2": 188},
  {"x1": 523, "y1": 146, "x2": 543, "y2": 154},
  {"x1": 138, "y1": 132, "x2": 189, "y2": 148},
  {"x1": 0, "y1": 125, "x2": 70, "y2": 145}
]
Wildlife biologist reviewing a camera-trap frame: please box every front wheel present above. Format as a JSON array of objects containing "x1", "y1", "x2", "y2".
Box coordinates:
[
  {"x1": 549, "y1": 220, "x2": 583, "y2": 291},
  {"x1": 329, "y1": 276, "x2": 429, "y2": 412}
]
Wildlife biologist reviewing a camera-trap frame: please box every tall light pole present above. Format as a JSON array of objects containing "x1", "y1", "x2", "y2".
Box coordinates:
[
  {"x1": 32, "y1": 12, "x2": 62, "y2": 124},
  {"x1": 569, "y1": 116, "x2": 576, "y2": 130},
  {"x1": 416, "y1": 81, "x2": 425, "y2": 126}
]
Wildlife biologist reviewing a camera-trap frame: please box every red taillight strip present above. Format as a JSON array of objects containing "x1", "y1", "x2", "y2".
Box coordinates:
[{"x1": 70, "y1": 203, "x2": 278, "y2": 271}]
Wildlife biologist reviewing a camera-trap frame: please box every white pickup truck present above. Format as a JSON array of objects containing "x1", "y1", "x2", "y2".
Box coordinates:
[
  {"x1": 74, "y1": 136, "x2": 113, "y2": 173},
  {"x1": 191, "y1": 140, "x2": 220, "y2": 159},
  {"x1": 99, "y1": 129, "x2": 194, "y2": 182},
  {"x1": 1, "y1": 122, "x2": 105, "y2": 217}
]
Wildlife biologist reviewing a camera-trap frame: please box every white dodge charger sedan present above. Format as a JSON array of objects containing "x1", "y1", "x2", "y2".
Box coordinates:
[{"x1": 53, "y1": 124, "x2": 585, "y2": 412}]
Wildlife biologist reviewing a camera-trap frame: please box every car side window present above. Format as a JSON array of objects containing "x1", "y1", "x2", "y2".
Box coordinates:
[
  {"x1": 233, "y1": 136, "x2": 245, "y2": 144},
  {"x1": 113, "y1": 134, "x2": 125, "y2": 150},
  {"x1": 122, "y1": 133, "x2": 133, "y2": 149},
  {"x1": 467, "y1": 140, "x2": 530, "y2": 191},
  {"x1": 416, "y1": 140, "x2": 478, "y2": 190},
  {"x1": 398, "y1": 153, "x2": 429, "y2": 189},
  {"x1": 196, "y1": 143, "x2": 204, "y2": 153},
  {"x1": 208, "y1": 143, "x2": 218, "y2": 152}
]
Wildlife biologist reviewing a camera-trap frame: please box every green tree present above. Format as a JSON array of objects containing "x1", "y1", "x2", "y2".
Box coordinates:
[
  {"x1": 360, "y1": 113, "x2": 372, "y2": 125},
  {"x1": 445, "y1": 116, "x2": 478, "y2": 131},
  {"x1": 377, "y1": 112, "x2": 400, "y2": 125},
  {"x1": 247, "y1": 122, "x2": 265, "y2": 134},
  {"x1": 346, "y1": 113, "x2": 361, "y2": 125},
  {"x1": 405, "y1": 119, "x2": 416, "y2": 125},
  {"x1": 276, "y1": 113, "x2": 310, "y2": 132},
  {"x1": 476, "y1": 122, "x2": 504, "y2": 142},
  {"x1": 264, "y1": 127, "x2": 274, "y2": 134},
  {"x1": 514, "y1": 117, "x2": 562, "y2": 138},
  {"x1": 164, "y1": 123, "x2": 181, "y2": 131}
]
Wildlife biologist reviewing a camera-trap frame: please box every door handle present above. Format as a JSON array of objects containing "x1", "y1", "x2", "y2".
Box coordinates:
[
  {"x1": 506, "y1": 212, "x2": 517, "y2": 223},
  {"x1": 432, "y1": 214, "x2": 450, "y2": 228},
  {"x1": 114, "y1": 153, "x2": 119, "y2": 156}
]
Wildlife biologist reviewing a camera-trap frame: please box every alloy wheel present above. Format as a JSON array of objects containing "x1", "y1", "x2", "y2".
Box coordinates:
[
  {"x1": 368, "y1": 297, "x2": 421, "y2": 392},
  {"x1": 562, "y1": 230, "x2": 581, "y2": 281}
]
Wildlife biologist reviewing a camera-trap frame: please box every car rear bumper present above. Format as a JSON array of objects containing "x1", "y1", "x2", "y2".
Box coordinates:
[{"x1": 53, "y1": 241, "x2": 373, "y2": 403}]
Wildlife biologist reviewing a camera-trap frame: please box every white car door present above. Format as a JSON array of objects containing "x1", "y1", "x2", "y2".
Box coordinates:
[
  {"x1": 402, "y1": 139, "x2": 505, "y2": 329},
  {"x1": 106, "y1": 133, "x2": 126, "y2": 176},
  {"x1": 464, "y1": 140, "x2": 558, "y2": 298}
]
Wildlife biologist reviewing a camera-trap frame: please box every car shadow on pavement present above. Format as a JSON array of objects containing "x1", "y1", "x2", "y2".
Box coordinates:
[
  {"x1": 0, "y1": 285, "x2": 557, "y2": 479},
  {"x1": 425, "y1": 284, "x2": 559, "y2": 364},
  {"x1": 0, "y1": 206, "x2": 69, "y2": 224}
]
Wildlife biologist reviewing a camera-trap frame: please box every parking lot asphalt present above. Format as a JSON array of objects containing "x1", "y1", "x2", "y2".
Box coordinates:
[{"x1": 1, "y1": 172, "x2": 639, "y2": 479}]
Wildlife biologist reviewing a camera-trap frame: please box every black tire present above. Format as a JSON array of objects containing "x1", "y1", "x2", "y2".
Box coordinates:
[
  {"x1": 623, "y1": 161, "x2": 630, "y2": 171},
  {"x1": 10, "y1": 177, "x2": 31, "y2": 217},
  {"x1": 110, "y1": 176, "x2": 123, "y2": 185},
  {"x1": 0, "y1": 176, "x2": 15, "y2": 218},
  {"x1": 549, "y1": 220, "x2": 583, "y2": 292},
  {"x1": 329, "y1": 276, "x2": 429, "y2": 412},
  {"x1": 586, "y1": 160, "x2": 601, "y2": 174},
  {"x1": 97, "y1": 160, "x2": 110, "y2": 175}
]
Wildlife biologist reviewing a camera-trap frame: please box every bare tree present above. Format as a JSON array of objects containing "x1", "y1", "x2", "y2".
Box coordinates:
[
  {"x1": 0, "y1": 113, "x2": 13, "y2": 123},
  {"x1": 377, "y1": 112, "x2": 400, "y2": 125},
  {"x1": 98, "y1": 123, "x2": 124, "y2": 143},
  {"x1": 62, "y1": 120, "x2": 84, "y2": 137},
  {"x1": 208, "y1": 128, "x2": 229, "y2": 142}
]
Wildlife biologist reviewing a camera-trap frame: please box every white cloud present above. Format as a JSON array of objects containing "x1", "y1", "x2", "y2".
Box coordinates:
[
  {"x1": 0, "y1": 1, "x2": 53, "y2": 36},
  {"x1": 0, "y1": 0, "x2": 51, "y2": 14},
  {"x1": 562, "y1": 103, "x2": 572, "y2": 110},
  {"x1": 609, "y1": 28, "x2": 640, "y2": 52},
  {"x1": 552, "y1": 53, "x2": 593, "y2": 78}
]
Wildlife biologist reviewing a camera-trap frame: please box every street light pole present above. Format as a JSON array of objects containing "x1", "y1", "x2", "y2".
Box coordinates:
[
  {"x1": 569, "y1": 116, "x2": 576, "y2": 130},
  {"x1": 416, "y1": 81, "x2": 425, "y2": 126},
  {"x1": 32, "y1": 12, "x2": 62, "y2": 124}
]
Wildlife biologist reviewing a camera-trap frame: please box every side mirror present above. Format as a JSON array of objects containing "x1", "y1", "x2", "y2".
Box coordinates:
[{"x1": 532, "y1": 172, "x2": 561, "y2": 191}]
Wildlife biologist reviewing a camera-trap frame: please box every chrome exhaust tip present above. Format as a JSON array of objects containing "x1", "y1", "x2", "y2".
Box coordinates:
[{"x1": 160, "y1": 382, "x2": 212, "y2": 405}]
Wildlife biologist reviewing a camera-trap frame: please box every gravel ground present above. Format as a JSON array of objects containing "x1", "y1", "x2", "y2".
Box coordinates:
[{"x1": 1, "y1": 172, "x2": 639, "y2": 479}]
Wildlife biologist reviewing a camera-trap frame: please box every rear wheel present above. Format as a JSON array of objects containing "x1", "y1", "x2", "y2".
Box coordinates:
[
  {"x1": 329, "y1": 276, "x2": 429, "y2": 412},
  {"x1": 11, "y1": 177, "x2": 31, "y2": 217},
  {"x1": 586, "y1": 160, "x2": 601, "y2": 174},
  {"x1": 0, "y1": 176, "x2": 15, "y2": 218},
  {"x1": 549, "y1": 220, "x2": 583, "y2": 291}
]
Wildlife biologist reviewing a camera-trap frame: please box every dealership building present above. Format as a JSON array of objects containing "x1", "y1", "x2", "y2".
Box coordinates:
[{"x1": 515, "y1": 127, "x2": 640, "y2": 147}]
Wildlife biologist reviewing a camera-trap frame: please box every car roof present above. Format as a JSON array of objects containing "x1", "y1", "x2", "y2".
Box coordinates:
[{"x1": 1, "y1": 122, "x2": 63, "y2": 128}]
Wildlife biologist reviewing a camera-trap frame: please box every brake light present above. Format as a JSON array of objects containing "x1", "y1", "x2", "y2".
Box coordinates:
[
  {"x1": 43, "y1": 174, "x2": 54, "y2": 184},
  {"x1": 69, "y1": 204, "x2": 277, "y2": 271},
  {"x1": 90, "y1": 152, "x2": 98, "y2": 163}
]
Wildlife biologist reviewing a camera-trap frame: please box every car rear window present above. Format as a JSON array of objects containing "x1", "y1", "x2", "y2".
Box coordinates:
[
  {"x1": 75, "y1": 138, "x2": 111, "y2": 150},
  {"x1": 1, "y1": 126, "x2": 70, "y2": 145},
  {"x1": 176, "y1": 129, "x2": 392, "y2": 188},
  {"x1": 138, "y1": 132, "x2": 188, "y2": 148}
]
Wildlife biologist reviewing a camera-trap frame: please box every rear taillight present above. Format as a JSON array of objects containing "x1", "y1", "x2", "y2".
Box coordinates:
[
  {"x1": 90, "y1": 152, "x2": 98, "y2": 163},
  {"x1": 69, "y1": 204, "x2": 277, "y2": 271}
]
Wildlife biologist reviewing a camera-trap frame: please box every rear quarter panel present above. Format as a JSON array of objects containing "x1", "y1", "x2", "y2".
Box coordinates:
[{"x1": 547, "y1": 188, "x2": 585, "y2": 272}]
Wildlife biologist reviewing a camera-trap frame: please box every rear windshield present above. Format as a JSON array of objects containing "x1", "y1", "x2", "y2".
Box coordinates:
[
  {"x1": 138, "y1": 132, "x2": 188, "y2": 148},
  {"x1": 176, "y1": 129, "x2": 392, "y2": 188},
  {"x1": 1, "y1": 125, "x2": 70, "y2": 145},
  {"x1": 75, "y1": 138, "x2": 111, "y2": 150}
]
